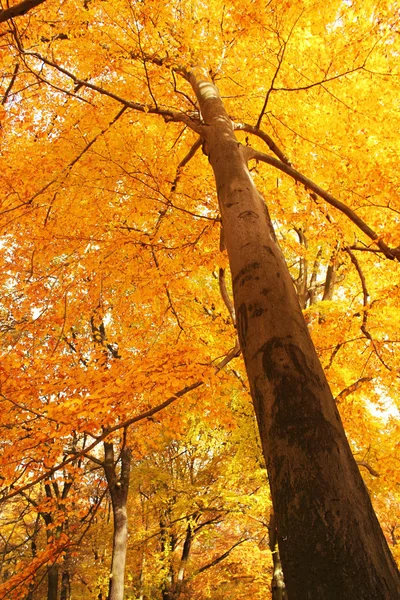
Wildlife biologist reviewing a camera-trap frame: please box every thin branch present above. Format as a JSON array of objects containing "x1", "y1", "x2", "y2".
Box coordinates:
[
  {"x1": 233, "y1": 121, "x2": 291, "y2": 164},
  {"x1": 345, "y1": 247, "x2": 392, "y2": 370},
  {"x1": 0, "y1": 106, "x2": 128, "y2": 216},
  {"x1": 13, "y1": 40, "x2": 204, "y2": 134},
  {"x1": 348, "y1": 245, "x2": 391, "y2": 255},
  {"x1": 213, "y1": 343, "x2": 241, "y2": 372},
  {"x1": 335, "y1": 377, "x2": 372, "y2": 403},
  {"x1": 218, "y1": 267, "x2": 236, "y2": 326},
  {"x1": 0, "y1": 393, "x2": 69, "y2": 426},
  {"x1": 135, "y1": 17, "x2": 158, "y2": 109},
  {"x1": 165, "y1": 287, "x2": 184, "y2": 334},
  {"x1": 241, "y1": 146, "x2": 400, "y2": 260},
  {"x1": 171, "y1": 138, "x2": 202, "y2": 192},
  {"x1": 196, "y1": 538, "x2": 248, "y2": 574},
  {"x1": 1, "y1": 380, "x2": 203, "y2": 502},
  {"x1": 2, "y1": 63, "x2": 19, "y2": 105},
  {"x1": 256, "y1": 12, "x2": 303, "y2": 128},
  {"x1": 1, "y1": 332, "x2": 243, "y2": 501},
  {"x1": 356, "y1": 460, "x2": 380, "y2": 478},
  {"x1": 274, "y1": 64, "x2": 366, "y2": 92}
]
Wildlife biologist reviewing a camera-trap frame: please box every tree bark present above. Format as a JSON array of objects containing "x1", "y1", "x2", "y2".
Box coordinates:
[
  {"x1": 187, "y1": 69, "x2": 400, "y2": 599},
  {"x1": 104, "y1": 442, "x2": 131, "y2": 600}
]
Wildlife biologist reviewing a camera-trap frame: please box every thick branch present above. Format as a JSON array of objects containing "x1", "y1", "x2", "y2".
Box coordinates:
[{"x1": 0, "y1": 0, "x2": 46, "y2": 22}]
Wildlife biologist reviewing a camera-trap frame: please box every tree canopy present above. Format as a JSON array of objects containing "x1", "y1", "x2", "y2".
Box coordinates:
[{"x1": 0, "y1": 1, "x2": 399, "y2": 598}]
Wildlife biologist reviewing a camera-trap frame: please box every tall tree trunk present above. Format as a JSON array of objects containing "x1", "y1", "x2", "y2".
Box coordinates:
[
  {"x1": 104, "y1": 442, "x2": 131, "y2": 600},
  {"x1": 187, "y1": 69, "x2": 400, "y2": 599}
]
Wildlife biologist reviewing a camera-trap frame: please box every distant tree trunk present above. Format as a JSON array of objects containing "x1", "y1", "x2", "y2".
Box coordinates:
[
  {"x1": 268, "y1": 512, "x2": 287, "y2": 600},
  {"x1": 47, "y1": 564, "x2": 59, "y2": 600},
  {"x1": 187, "y1": 69, "x2": 400, "y2": 599},
  {"x1": 164, "y1": 521, "x2": 193, "y2": 600},
  {"x1": 160, "y1": 511, "x2": 176, "y2": 600},
  {"x1": 104, "y1": 441, "x2": 131, "y2": 600},
  {"x1": 60, "y1": 570, "x2": 71, "y2": 600},
  {"x1": 26, "y1": 530, "x2": 38, "y2": 600}
]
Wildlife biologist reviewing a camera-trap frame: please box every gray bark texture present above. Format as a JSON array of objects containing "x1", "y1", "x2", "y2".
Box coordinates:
[{"x1": 187, "y1": 69, "x2": 400, "y2": 599}]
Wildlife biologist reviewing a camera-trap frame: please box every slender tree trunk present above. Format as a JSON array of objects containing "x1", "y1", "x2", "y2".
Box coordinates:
[
  {"x1": 160, "y1": 511, "x2": 175, "y2": 600},
  {"x1": 108, "y1": 503, "x2": 128, "y2": 600},
  {"x1": 187, "y1": 69, "x2": 400, "y2": 599},
  {"x1": 60, "y1": 570, "x2": 71, "y2": 600},
  {"x1": 168, "y1": 521, "x2": 193, "y2": 599},
  {"x1": 104, "y1": 442, "x2": 131, "y2": 600},
  {"x1": 47, "y1": 564, "x2": 59, "y2": 600}
]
